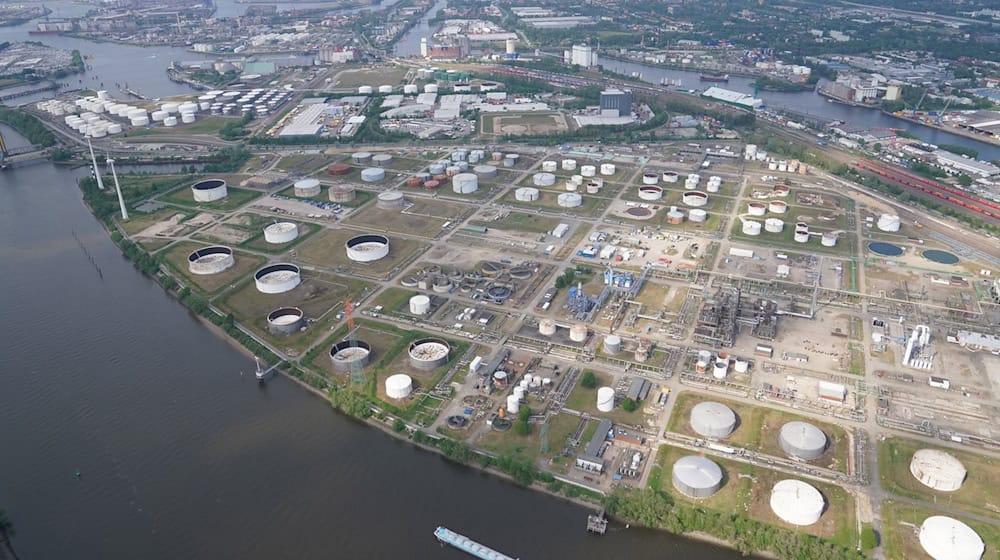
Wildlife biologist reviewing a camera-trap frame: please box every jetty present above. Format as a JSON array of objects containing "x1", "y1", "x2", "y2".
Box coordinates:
[
  {"x1": 587, "y1": 509, "x2": 608, "y2": 535},
  {"x1": 434, "y1": 526, "x2": 517, "y2": 560}
]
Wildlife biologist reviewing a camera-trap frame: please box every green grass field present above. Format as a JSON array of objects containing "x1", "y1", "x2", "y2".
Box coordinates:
[
  {"x1": 128, "y1": 116, "x2": 238, "y2": 137},
  {"x1": 160, "y1": 241, "x2": 265, "y2": 296},
  {"x1": 159, "y1": 185, "x2": 263, "y2": 212},
  {"x1": 468, "y1": 211, "x2": 561, "y2": 234}
]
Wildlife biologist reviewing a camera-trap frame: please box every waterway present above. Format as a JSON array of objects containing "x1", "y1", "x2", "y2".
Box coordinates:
[
  {"x1": 393, "y1": 0, "x2": 448, "y2": 57},
  {"x1": 600, "y1": 58, "x2": 1000, "y2": 162},
  {"x1": 0, "y1": 130, "x2": 744, "y2": 560}
]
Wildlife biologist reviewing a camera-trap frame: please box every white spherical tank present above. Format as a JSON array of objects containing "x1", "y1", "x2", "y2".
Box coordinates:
[
  {"x1": 557, "y1": 193, "x2": 582, "y2": 208},
  {"x1": 764, "y1": 218, "x2": 785, "y2": 233},
  {"x1": 597, "y1": 387, "x2": 615, "y2": 412},
  {"x1": 691, "y1": 401, "x2": 737, "y2": 438},
  {"x1": 409, "y1": 294, "x2": 431, "y2": 315},
  {"x1": 672, "y1": 455, "x2": 725, "y2": 498},
  {"x1": 293, "y1": 178, "x2": 321, "y2": 197},
  {"x1": 561, "y1": 159, "x2": 577, "y2": 171},
  {"x1": 580, "y1": 165, "x2": 596, "y2": 177},
  {"x1": 346, "y1": 234, "x2": 390, "y2": 263},
  {"x1": 638, "y1": 186, "x2": 663, "y2": 201},
  {"x1": 682, "y1": 191, "x2": 708, "y2": 207},
  {"x1": 919, "y1": 516, "x2": 984, "y2": 560},
  {"x1": 361, "y1": 167, "x2": 385, "y2": 182},
  {"x1": 254, "y1": 263, "x2": 301, "y2": 294},
  {"x1": 877, "y1": 214, "x2": 901, "y2": 232},
  {"x1": 569, "y1": 324, "x2": 587, "y2": 342},
  {"x1": 600, "y1": 163, "x2": 616, "y2": 176},
  {"x1": 910, "y1": 449, "x2": 967, "y2": 491},
  {"x1": 263, "y1": 222, "x2": 299, "y2": 244},
  {"x1": 770, "y1": 479, "x2": 824, "y2": 526},
  {"x1": 191, "y1": 179, "x2": 228, "y2": 202},
  {"x1": 539, "y1": 319, "x2": 556, "y2": 336},
  {"x1": 452, "y1": 173, "x2": 479, "y2": 194},
  {"x1": 187, "y1": 246, "x2": 235, "y2": 275},
  {"x1": 742, "y1": 220, "x2": 762, "y2": 236},
  {"x1": 385, "y1": 374, "x2": 413, "y2": 399},
  {"x1": 515, "y1": 187, "x2": 540, "y2": 201},
  {"x1": 541, "y1": 160, "x2": 557, "y2": 172},
  {"x1": 533, "y1": 172, "x2": 556, "y2": 187}
]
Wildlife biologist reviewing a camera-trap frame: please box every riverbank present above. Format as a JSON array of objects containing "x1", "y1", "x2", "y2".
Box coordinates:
[
  {"x1": 599, "y1": 53, "x2": 759, "y2": 81},
  {"x1": 888, "y1": 111, "x2": 1000, "y2": 151}
]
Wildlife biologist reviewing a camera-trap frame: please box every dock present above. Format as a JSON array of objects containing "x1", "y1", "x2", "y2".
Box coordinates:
[
  {"x1": 587, "y1": 509, "x2": 608, "y2": 535},
  {"x1": 434, "y1": 526, "x2": 518, "y2": 560}
]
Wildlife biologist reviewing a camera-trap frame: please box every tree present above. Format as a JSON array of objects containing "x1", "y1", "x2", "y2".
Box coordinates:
[
  {"x1": 392, "y1": 418, "x2": 405, "y2": 432},
  {"x1": 958, "y1": 174, "x2": 973, "y2": 187},
  {"x1": 621, "y1": 397, "x2": 637, "y2": 412},
  {"x1": 0, "y1": 508, "x2": 19, "y2": 560},
  {"x1": 580, "y1": 371, "x2": 597, "y2": 389},
  {"x1": 860, "y1": 526, "x2": 878, "y2": 550}
]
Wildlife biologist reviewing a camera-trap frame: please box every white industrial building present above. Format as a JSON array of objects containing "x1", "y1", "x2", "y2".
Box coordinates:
[
  {"x1": 702, "y1": 86, "x2": 763, "y2": 109},
  {"x1": 575, "y1": 419, "x2": 612, "y2": 473},
  {"x1": 933, "y1": 150, "x2": 1000, "y2": 178},
  {"x1": 567, "y1": 44, "x2": 597, "y2": 67}
]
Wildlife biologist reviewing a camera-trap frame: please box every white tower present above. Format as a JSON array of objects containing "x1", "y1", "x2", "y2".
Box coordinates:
[
  {"x1": 420, "y1": 37, "x2": 429, "y2": 57},
  {"x1": 505, "y1": 37, "x2": 517, "y2": 56},
  {"x1": 87, "y1": 137, "x2": 105, "y2": 190},
  {"x1": 107, "y1": 157, "x2": 128, "y2": 221}
]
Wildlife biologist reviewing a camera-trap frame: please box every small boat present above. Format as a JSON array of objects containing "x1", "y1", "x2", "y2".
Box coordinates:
[{"x1": 699, "y1": 74, "x2": 730, "y2": 83}]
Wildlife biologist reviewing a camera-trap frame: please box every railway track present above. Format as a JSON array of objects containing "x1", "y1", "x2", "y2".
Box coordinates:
[{"x1": 854, "y1": 159, "x2": 1000, "y2": 222}]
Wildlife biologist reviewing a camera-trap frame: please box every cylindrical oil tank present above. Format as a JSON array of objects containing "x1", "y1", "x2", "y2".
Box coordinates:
[
  {"x1": 506, "y1": 394, "x2": 520, "y2": 415},
  {"x1": 910, "y1": 449, "x2": 967, "y2": 491},
  {"x1": 473, "y1": 165, "x2": 497, "y2": 179},
  {"x1": 666, "y1": 208, "x2": 685, "y2": 225},
  {"x1": 191, "y1": 179, "x2": 227, "y2": 202},
  {"x1": 187, "y1": 246, "x2": 234, "y2": 275},
  {"x1": 163, "y1": 116, "x2": 178, "y2": 127},
  {"x1": 352, "y1": 151, "x2": 373, "y2": 164},
  {"x1": 408, "y1": 338, "x2": 450, "y2": 370},
  {"x1": 638, "y1": 185, "x2": 663, "y2": 201},
  {"x1": 346, "y1": 234, "x2": 390, "y2": 262},
  {"x1": 329, "y1": 185, "x2": 356, "y2": 202},
  {"x1": 769, "y1": 200, "x2": 788, "y2": 214},
  {"x1": 372, "y1": 153, "x2": 393, "y2": 167},
  {"x1": 130, "y1": 116, "x2": 150, "y2": 126},
  {"x1": 687, "y1": 209, "x2": 707, "y2": 223},
  {"x1": 794, "y1": 230, "x2": 810, "y2": 243},
  {"x1": 424, "y1": 83, "x2": 438, "y2": 93},
  {"x1": 151, "y1": 110, "x2": 168, "y2": 122},
  {"x1": 161, "y1": 102, "x2": 179, "y2": 114},
  {"x1": 821, "y1": 232, "x2": 838, "y2": 247},
  {"x1": 770, "y1": 480, "x2": 824, "y2": 526},
  {"x1": 561, "y1": 159, "x2": 577, "y2": 171},
  {"x1": 662, "y1": 171, "x2": 679, "y2": 183},
  {"x1": 747, "y1": 202, "x2": 767, "y2": 216},
  {"x1": 178, "y1": 102, "x2": 198, "y2": 114},
  {"x1": 181, "y1": 113, "x2": 196, "y2": 124},
  {"x1": 385, "y1": 374, "x2": 413, "y2": 399},
  {"x1": 360, "y1": 167, "x2": 385, "y2": 182},
  {"x1": 452, "y1": 173, "x2": 478, "y2": 194},
  {"x1": 254, "y1": 263, "x2": 301, "y2": 294},
  {"x1": 877, "y1": 214, "x2": 901, "y2": 232},
  {"x1": 597, "y1": 387, "x2": 615, "y2": 412},
  {"x1": 764, "y1": 218, "x2": 784, "y2": 233},
  {"x1": 378, "y1": 85, "x2": 393, "y2": 94},
  {"x1": 742, "y1": 220, "x2": 762, "y2": 236},
  {"x1": 919, "y1": 516, "x2": 984, "y2": 560},
  {"x1": 585, "y1": 182, "x2": 601, "y2": 194},
  {"x1": 428, "y1": 162, "x2": 447, "y2": 175},
  {"x1": 358, "y1": 85, "x2": 373, "y2": 94},
  {"x1": 642, "y1": 172, "x2": 659, "y2": 185},
  {"x1": 603, "y1": 335, "x2": 622, "y2": 354},
  {"x1": 267, "y1": 307, "x2": 305, "y2": 335},
  {"x1": 600, "y1": 163, "x2": 616, "y2": 176},
  {"x1": 107, "y1": 123, "x2": 123, "y2": 135},
  {"x1": 326, "y1": 162, "x2": 351, "y2": 176},
  {"x1": 557, "y1": 193, "x2": 582, "y2": 208},
  {"x1": 779, "y1": 421, "x2": 827, "y2": 460},
  {"x1": 533, "y1": 172, "x2": 556, "y2": 187},
  {"x1": 330, "y1": 340, "x2": 372, "y2": 371},
  {"x1": 409, "y1": 294, "x2": 431, "y2": 315},
  {"x1": 569, "y1": 324, "x2": 587, "y2": 342},
  {"x1": 712, "y1": 358, "x2": 728, "y2": 379},
  {"x1": 541, "y1": 160, "x2": 557, "y2": 172},
  {"x1": 515, "y1": 187, "x2": 539, "y2": 201},
  {"x1": 403, "y1": 84, "x2": 419, "y2": 95},
  {"x1": 682, "y1": 191, "x2": 708, "y2": 207},
  {"x1": 580, "y1": 164, "x2": 596, "y2": 177},
  {"x1": 293, "y1": 178, "x2": 321, "y2": 197},
  {"x1": 445, "y1": 165, "x2": 461, "y2": 176},
  {"x1": 263, "y1": 222, "x2": 299, "y2": 244},
  {"x1": 672, "y1": 455, "x2": 724, "y2": 498},
  {"x1": 539, "y1": 319, "x2": 556, "y2": 336},
  {"x1": 733, "y1": 359, "x2": 749, "y2": 373},
  {"x1": 691, "y1": 401, "x2": 737, "y2": 438}
]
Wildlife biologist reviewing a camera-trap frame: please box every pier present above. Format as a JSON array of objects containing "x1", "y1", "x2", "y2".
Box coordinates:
[
  {"x1": 587, "y1": 510, "x2": 608, "y2": 535},
  {"x1": 434, "y1": 526, "x2": 517, "y2": 560}
]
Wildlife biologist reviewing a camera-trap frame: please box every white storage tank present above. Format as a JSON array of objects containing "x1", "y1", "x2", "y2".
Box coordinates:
[
  {"x1": 506, "y1": 394, "x2": 520, "y2": 415},
  {"x1": 821, "y1": 232, "x2": 838, "y2": 247},
  {"x1": 254, "y1": 263, "x2": 301, "y2": 294},
  {"x1": 409, "y1": 294, "x2": 431, "y2": 315},
  {"x1": 403, "y1": 84, "x2": 419, "y2": 94},
  {"x1": 603, "y1": 335, "x2": 622, "y2": 354},
  {"x1": 263, "y1": 222, "x2": 299, "y2": 244},
  {"x1": 769, "y1": 200, "x2": 788, "y2": 214},
  {"x1": 151, "y1": 110, "x2": 168, "y2": 122},
  {"x1": 378, "y1": 85, "x2": 393, "y2": 94},
  {"x1": 361, "y1": 167, "x2": 385, "y2": 182},
  {"x1": 557, "y1": 193, "x2": 582, "y2": 208},
  {"x1": 181, "y1": 113, "x2": 196, "y2": 124},
  {"x1": 293, "y1": 178, "x2": 321, "y2": 197},
  {"x1": 600, "y1": 163, "x2": 616, "y2": 176},
  {"x1": 742, "y1": 220, "x2": 762, "y2": 236},
  {"x1": 682, "y1": 191, "x2": 708, "y2": 207},
  {"x1": 178, "y1": 102, "x2": 198, "y2": 114},
  {"x1": 877, "y1": 214, "x2": 901, "y2": 232},
  {"x1": 690, "y1": 401, "x2": 737, "y2": 438},
  {"x1": 514, "y1": 187, "x2": 539, "y2": 201},
  {"x1": 561, "y1": 159, "x2": 577, "y2": 171},
  {"x1": 187, "y1": 246, "x2": 235, "y2": 275},
  {"x1": 794, "y1": 230, "x2": 810, "y2": 243},
  {"x1": 770, "y1": 480, "x2": 825, "y2": 526},
  {"x1": 541, "y1": 160, "x2": 557, "y2": 172},
  {"x1": 372, "y1": 153, "x2": 393, "y2": 167},
  {"x1": 539, "y1": 319, "x2": 556, "y2": 336},
  {"x1": 764, "y1": 218, "x2": 784, "y2": 233},
  {"x1": 569, "y1": 324, "x2": 587, "y2": 342},
  {"x1": 106, "y1": 123, "x2": 123, "y2": 135},
  {"x1": 662, "y1": 171, "x2": 679, "y2": 183},
  {"x1": 712, "y1": 357, "x2": 728, "y2": 379},
  {"x1": 161, "y1": 102, "x2": 179, "y2": 114},
  {"x1": 638, "y1": 186, "x2": 663, "y2": 201},
  {"x1": 385, "y1": 374, "x2": 413, "y2": 399},
  {"x1": 424, "y1": 83, "x2": 438, "y2": 93},
  {"x1": 473, "y1": 165, "x2": 497, "y2": 179},
  {"x1": 130, "y1": 116, "x2": 150, "y2": 127},
  {"x1": 358, "y1": 85, "x2": 374, "y2": 94},
  {"x1": 597, "y1": 387, "x2": 615, "y2": 412},
  {"x1": 346, "y1": 234, "x2": 390, "y2": 262},
  {"x1": 580, "y1": 164, "x2": 596, "y2": 177},
  {"x1": 747, "y1": 202, "x2": 767, "y2": 216},
  {"x1": 191, "y1": 179, "x2": 228, "y2": 202},
  {"x1": 688, "y1": 209, "x2": 708, "y2": 223},
  {"x1": 672, "y1": 455, "x2": 725, "y2": 498},
  {"x1": 641, "y1": 172, "x2": 659, "y2": 185},
  {"x1": 779, "y1": 421, "x2": 827, "y2": 460},
  {"x1": 452, "y1": 173, "x2": 478, "y2": 194},
  {"x1": 163, "y1": 116, "x2": 178, "y2": 127},
  {"x1": 910, "y1": 449, "x2": 967, "y2": 491},
  {"x1": 919, "y1": 516, "x2": 984, "y2": 560},
  {"x1": 533, "y1": 172, "x2": 556, "y2": 187}
]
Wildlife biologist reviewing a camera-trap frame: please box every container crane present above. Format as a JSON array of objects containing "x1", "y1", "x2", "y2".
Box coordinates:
[
  {"x1": 910, "y1": 89, "x2": 928, "y2": 118},
  {"x1": 935, "y1": 97, "x2": 954, "y2": 125}
]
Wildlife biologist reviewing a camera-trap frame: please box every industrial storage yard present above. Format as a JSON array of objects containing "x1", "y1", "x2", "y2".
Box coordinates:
[{"x1": 106, "y1": 137, "x2": 1000, "y2": 559}]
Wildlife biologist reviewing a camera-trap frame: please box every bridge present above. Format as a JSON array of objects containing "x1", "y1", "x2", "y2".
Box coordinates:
[{"x1": 0, "y1": 130, "x2": 49, "y2": 169}]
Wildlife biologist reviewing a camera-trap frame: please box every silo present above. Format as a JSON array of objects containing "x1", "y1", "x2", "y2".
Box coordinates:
[
  {"x1": 409, "y1": 294, "x2": 431, "y2": 315},
  {"x1": 690, "y1": 401, "x2": 737, "y2": 438},
  {"x1": 770, "y1": 480, "x2": 824, "y2": 526},
  {"x1": 569, "y1": 324, "x2": 588, "y2": 342},
  {"x1": 910, "y1": 449, "x2": 967, "y2": 491},
  {"x1": 779, "y1": 421, "x2": 827, "y2": 460},
  {"x1": 452, "y1": 173, "x2": 478, "y2": 194},
  {"x1": 539, "y1": 319, "x2": 556, "y2": 336},
  {"x1": 688, "y1": 209, "x2": 707, "y2": 223},
  {"x1": 541, "y1": 160, "x2": 557, "y2": 172},
  {"x1": 597, "y1": 387, "x2": 615, "y2": 412},
  {"x1": 603, "y1": 335, "x2": 622, "y2": 354},
  {"x1": 919, "y1": 516, "x2": 984, "y2": 560},
  {"x1": 600, "y1": 163, "x2": 616, "y2": 176},
  {"x1": 360, "y1": 168, "x2": 385, "y2": 182},
  {"x1": 764, "y1": 218, "x2": 784, "y2": 233},
  {"x1": 293, "y1": 178, "x2": 321, "y2": 197},
  {"x1": 672, "y1": 456, "x2": 724, "y2": 498},
  {"x1": 372, "y1": 153, "x2": 393, "y2": 167}
]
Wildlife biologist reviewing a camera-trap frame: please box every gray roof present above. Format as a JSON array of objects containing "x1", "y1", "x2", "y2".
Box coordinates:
[
  {"x1": 584, "y1": 419, "x2": 613, "y2": 458},
  {"x1": 627, "y1": 378, "x2": 651, "y2": 401}
]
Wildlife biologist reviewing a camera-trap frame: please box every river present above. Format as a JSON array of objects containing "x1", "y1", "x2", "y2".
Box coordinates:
[
  {"x1": 600, "y1": 58, "x2": 1000, "y2": 161},
  {"x1": 393, "y1": 0, "x2": 448, "y2": 57}
]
